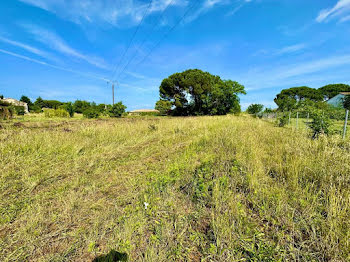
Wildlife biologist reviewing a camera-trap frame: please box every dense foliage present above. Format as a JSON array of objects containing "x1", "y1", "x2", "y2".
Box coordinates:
[
  {"x1": 309, "y1": 110, "x2": 332, "y2": 139},
  {"x1": 43, "y1": 108, "x2": 70, "y2": 118},
  {"x1": 274, "y1": 86, "x2": 323, "y2": 111},
  {"x1": 0, "y1": 93, "x2": 128, "y2": 119},
  {"x1": 247, "y1": 104, "x2": 264, "y2": 115},
  {"x1": 108, "y1": 102, "x2": 126, "y2": 118},
  {"x1": 158, "y1": 69, "x2": 246, "y2": 116},
  {"x1": 319, "y1": 84, "x2": 350, "y2": 100},
  {"x1": 343, "y1": 95, "x2": 350, "y2": 111},
  {"x1": 155, "y1": 100, "x2": 172, "y2": 115},
  {"x1": 83, "y1": 108, "x2": 100, "y2": 119}
]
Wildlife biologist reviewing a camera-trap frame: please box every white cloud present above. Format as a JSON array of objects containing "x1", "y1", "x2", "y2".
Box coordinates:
[
  {"x1": 340, "y1": 14, "x2": 350, "y2": 22},
  {"x1": 0, "y1": 48, "x2": 108, "y2": 81},
  {"x1": 275, "y1": 43, "x2": 306, "y2": 55},
  {"x1": 241, "y1": 53, "x2": 350, "y2": 91},
  {"x1": 18, "y1": 0, "x2": 235, "y2": 28},
  {"x1": 21, "y1": 24, "x2": 109, "y2": 69},
  {"x1": 316, "y1": 0, "x2": 350, "y2": 23},
  {"x1": 18, "y1": 0, "x2": 190, "y2": 27},
  {"x1": 0, "y1": 36, "x2": 57, "y2": 61}
]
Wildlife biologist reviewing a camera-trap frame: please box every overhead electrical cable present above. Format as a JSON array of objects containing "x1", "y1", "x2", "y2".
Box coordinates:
[
  {"x1": 109, "y1": 0, "x2": 153, "y2": 82},
  {"x1": 114, "y1": 0, "x2": 176, "y2": 80},
  {"x1": 118, "y1": 0, "x2": 200, "y2": 82}
]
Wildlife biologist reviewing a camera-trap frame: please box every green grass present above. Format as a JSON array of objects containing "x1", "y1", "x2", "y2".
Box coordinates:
[{"x1": 1, "y1": 115, "x2": 349, "y2": 261}]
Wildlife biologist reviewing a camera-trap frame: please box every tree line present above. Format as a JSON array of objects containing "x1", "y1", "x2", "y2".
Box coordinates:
[{"x1": 1, "y1": 95, "x2": 126, "y2": 119}]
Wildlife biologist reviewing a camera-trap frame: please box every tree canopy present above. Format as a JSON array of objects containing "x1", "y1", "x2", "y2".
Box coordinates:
[
  {"x1": 274, "y1": 86, "x2": 323, "y2": 111},
  {"x1": 158, "y1": 69, "x2": 246, "y2": 116},
  {"x1": 319, "y1": 84, "x2": 350, "y2": 100},
  {"x1": 247, "y1": 104, "x2": 264, "y2": 115},
  {"x1": 343, "y1": 95, "x2": 350, "y2": 111}
]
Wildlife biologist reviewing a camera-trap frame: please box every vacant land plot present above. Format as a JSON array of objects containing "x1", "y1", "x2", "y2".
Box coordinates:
[{"x1": 0, "y1": 116, "x2": 349, "y2": 261}]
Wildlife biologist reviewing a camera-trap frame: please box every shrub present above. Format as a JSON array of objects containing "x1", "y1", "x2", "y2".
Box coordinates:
[
  {"x1": 108, "y1": 102, "x2": 126, "y2": 118},
  {"x1": 309, "y1": 110, "x2": 332, "y2": 139},
  {"x1": 14, "y1": 106, "x2": 25, "y2": 116},
  {"x1": 30, "y1": 105, "x2": 42, "y2": 113},
  {"x1": 0, "y1": 100, "x2": 11, "y2": 106},
  {"x1": 278, "y1": 114, "x2": 288, "y2": 127},
  {"x1": 83, "y1": 108, "x2": 100, "y2": 119},
  {"x1": 43, "y1": 108, "x2": 70, "y2": 118},
  {"x1": 155, "y1": 100, "x2": 172, "y2": 115},
  {"x1": 0, "y1": 106, "x2": 14, "y2": 120},
  {"x1": 247, "y1": 104, "x2": 264, "y2": 115},
  {"x1": 64, "y1": 102, "x2": 75, "y2": 117}
]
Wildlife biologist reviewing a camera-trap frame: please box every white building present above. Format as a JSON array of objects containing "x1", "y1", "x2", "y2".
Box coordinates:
[{"x1": 0, "y1": 98, "x2": 29, "y2": 113}]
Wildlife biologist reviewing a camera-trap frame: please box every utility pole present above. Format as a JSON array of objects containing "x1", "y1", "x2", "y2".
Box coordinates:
[{"x1": 112, "y1": 83, "x2": 115, "y2": 106}]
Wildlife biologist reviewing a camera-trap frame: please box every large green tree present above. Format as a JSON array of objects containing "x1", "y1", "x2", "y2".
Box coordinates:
[
  {"x1": 319, "y1": 84, "x2": 350, "y2": 100},
  {"x1": 274, "y1": 86, "x2": 323, "y2": 111},
  {"x1": 158, "y1": 69, "x2": 246, "y2": 116}
]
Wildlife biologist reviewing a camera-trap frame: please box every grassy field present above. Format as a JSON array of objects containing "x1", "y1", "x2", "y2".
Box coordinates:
[{"x1": 1, "y1": 115, "x2": 350, "y2": 261}]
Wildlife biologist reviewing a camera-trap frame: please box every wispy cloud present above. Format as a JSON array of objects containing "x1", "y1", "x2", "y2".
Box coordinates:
[
  {"x1": 21, "y1": 24, "x2": 109, "y2": 69},
  {"x1": 275, "y1": 43, "x2": 307, "y2": 56},
  {"x1": 252, "y1": 43, "x2": 307, "y2": 57},
  {"x1": 316, "y1": 0, "x2": 350, "y2": 23},
  {"x1": 18, "y1": 0, "x2": 237, "y2": 28},
  {"x1": 0, "y1": 48, "x2": 109, "y2": 81},
  {"x1": 241, "y1": 53, "x2": 350, "y2": 90},
  {"x1": 0, "y1": 36, "x2": 59, "y2": 62},
  {"x1": 18, "y1": 0, "x2": 190, "y2": 27}
]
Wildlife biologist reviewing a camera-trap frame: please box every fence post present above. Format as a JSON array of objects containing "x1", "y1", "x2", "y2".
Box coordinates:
[
  {"x1": 343, "y1": 109, "x2": 349, "y2": 140},
  {"x1": 306, "y1": 112, "x2": 309, "y2": 130},
  {"x1": 296, "y1": 112, "x2": 299, "y2": 129}
]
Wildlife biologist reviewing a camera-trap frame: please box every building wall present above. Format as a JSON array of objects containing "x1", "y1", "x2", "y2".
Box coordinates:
[{"x1": 1, "y1": 98, "x2": 29, "y2": 113}]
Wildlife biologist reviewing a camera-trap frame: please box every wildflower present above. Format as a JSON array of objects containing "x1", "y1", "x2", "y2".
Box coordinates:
[{"x1": 144, "y1": 202, "x2": 149, "y2": 210}]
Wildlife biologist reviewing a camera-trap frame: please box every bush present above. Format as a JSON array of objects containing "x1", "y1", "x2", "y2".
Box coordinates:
[
  {"x1": 0, "y1": 106, "x2": 14, "y2": 120},
  {"x1": 278, "y1": 114, "x2": 288, "y2": 127},
  {"x1": 43, "y1": 108, "x2": 70, "y2": 118},
  {"x1": 309, "y1": 110, "x2": 332, "y2": 139},
  {"x1": 64, "y1": 102, "x2": 75, "y2": 117},
  {"x1": 0, "y1": 100, "x2": 11, "y2": 106},
  {"x1": 247, "y1": 104, "x2": 264, "y2": 115},
  {"x1": 30, "y1": 105, "x2": 42, "y2": 113},
  {"x1": 155, "y1": 100, "x2": 171, "y2": 115},
  {"x1": 14, "y1": 106, "x2": 25, "y2": 116},
  {"x1": 83, "y1": 108, "x2": 100, "y2": 119},
  {"x1": 108, "y1": 102, "x2": 126, "y2": 118}
]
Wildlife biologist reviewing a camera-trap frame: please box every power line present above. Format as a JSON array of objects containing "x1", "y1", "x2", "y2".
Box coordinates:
[
  {"x1": 118, "y1": 0, "x2": 200, "y2": 82},
  {"x1": 109, "y1": 0, "x2": 153, "y2": 82},
  {"x1": 115, "y1": 0, "x2": 176, "y2": 80}
]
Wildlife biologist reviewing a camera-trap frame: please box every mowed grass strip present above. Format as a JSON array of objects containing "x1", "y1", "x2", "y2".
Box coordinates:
[{"x1": 0, "y1": 116, "x2": 349, "y2": 261}]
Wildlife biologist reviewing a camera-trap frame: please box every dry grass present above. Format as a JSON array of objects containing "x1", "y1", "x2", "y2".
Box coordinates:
[{"x1": 0, "y1": 115, "x2": 349, "y2": 261}]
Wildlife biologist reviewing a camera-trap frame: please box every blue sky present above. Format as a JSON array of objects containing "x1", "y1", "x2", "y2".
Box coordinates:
[{"x1": 1, "y1": 0, "x2": 350, "y2": 110}]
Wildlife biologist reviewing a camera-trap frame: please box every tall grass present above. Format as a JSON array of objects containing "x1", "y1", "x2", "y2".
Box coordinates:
[{"x1": 0, "y1": 116, "x2": 349, "y2": 261}]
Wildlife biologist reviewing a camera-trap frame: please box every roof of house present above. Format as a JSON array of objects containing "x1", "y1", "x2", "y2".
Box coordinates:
[{"x1": 327, "y1": 93, "x2": 347, "y2": 108}]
